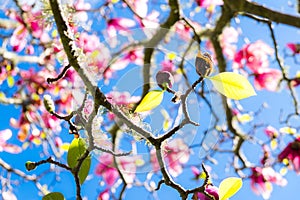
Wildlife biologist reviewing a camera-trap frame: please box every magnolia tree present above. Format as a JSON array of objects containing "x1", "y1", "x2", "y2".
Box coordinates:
[{"x1": 0, "y1": 0, "x2": 300, "y2": 199}]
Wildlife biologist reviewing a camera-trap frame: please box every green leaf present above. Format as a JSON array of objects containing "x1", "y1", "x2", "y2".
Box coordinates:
[
  {"x1": 67, "y1": 138, "x2": 91, "y2": 184},
  {"x1": 135, "y1": 90, "x2": 164, "y2": 113},
  {"x1": 207, "y1": 72, "x2": 256, "y2": 100},
  {"x1": 219, "y1": 177, "x2": 243, "y2": 200},
  {"x1": 42, "y1": 192, "x2": 65, "y2": 200}
]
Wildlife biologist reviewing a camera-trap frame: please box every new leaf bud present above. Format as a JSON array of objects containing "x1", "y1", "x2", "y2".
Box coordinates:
[
  {"x1": 156, "y1": 71, "x2": 174, "y2": 90},
  {"x1": 195, "y1": 51, "x2": 213, "y2": 77},
  {"x1": 25, "y1": 161, "x2": 36, "y2": 171}
]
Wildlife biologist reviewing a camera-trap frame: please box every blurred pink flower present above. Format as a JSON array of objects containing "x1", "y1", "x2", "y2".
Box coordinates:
[
  {"x1": 233, "y1": 40, "x2": 274, "y2": 73},
  {"x1": 95, "y1": 153, "x2": 119, "y2": 186},
  {"x1": 77, "y1": 32, "x2": 101, "y2": 53},
  {"x1": 195, "y1": 184, "x2": 219, "y2": 200},
  {"x1": 219, "y1": 27, "x2": 239, "y2": 60},
  {"x1": 161, "y1": 60, "x2": 176, "y2": 73},
  {"x1": 278, "y1": 138, "x2": 300, "y2": 174},
  {"x1": 151, "y1": 138, "x2": 190, "y2": 177},
  {"x1": 206, "y1": 27, "x2": 238, "y2": 61},
  {"x1": 95, "y1": 153, "x2": 137, "y2": 186},
  {"x1": 175, "y1": 21, "x2": 192, "y2": 41},
  {"x1": 286, "y1": 43, "x2": 300, "y2": 54},
  {"x1": 254, "y1": 68, "x2": 282, "y2": 91},
  {"x1": 107, "y1": 18, "x2": 136, "y2": 38},
  {"x1": 264, "y1": 126, "x2": 278, "y2": 138},
  {"x1": 110, "y1": 49, "x2": 143, "y2": 70},
  {"x1": 74, "y1": 0, "x2": 91, "y2": 22},
  {"x1": 98, "y1": 189, "x2": 110, "y2": 200},
  {"x1": 196, "y1": 0, "x2": 223, "y2": 7},
  {"x1": 7, "y1": 7, "x2": 49, "y2": 52},
  {"x1": 250, "y1": 167, "x2": 287, "y2": 199},
  {"x1": 0, "y1": 129, "x2": 22, "y2": 154}
]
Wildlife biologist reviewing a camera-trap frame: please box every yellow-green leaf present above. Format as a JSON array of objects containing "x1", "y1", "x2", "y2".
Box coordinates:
[
  {"x1": 67, "y1": 138, "x2": 91, "y2": 185},
  {"x1": 219, "y1": 177, "x2": 243, "y2": 200},
  {"x1": 207, "y1": 72, "x2": 256, "y2": 100},
  {"x1": 279, "y1": 127, "x2": 296, "y2": 134},
  {"x1": 7, "y1": 75, "x2": 14, "y2": 88},
  {"x1": 135, "y1": 90, "x2": 164, "y2": 113},
  {"x1": 43, "y1": 192, "x2": 65, "y2": 200}
]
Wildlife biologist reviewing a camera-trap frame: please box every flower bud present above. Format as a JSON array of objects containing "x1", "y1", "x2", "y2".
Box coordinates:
[
  {"x1": 43, "y1": 94, "x2": 55, "y2": 113},
  {"x1": 156, "y1": 71, "x2": 174, "y2": 90},
  {"x1": 25, "y1": 161, "x2": 36, "y2": 171},
  {"x1": 195, "y1": 51, "x2": 213, "y2": 77}
]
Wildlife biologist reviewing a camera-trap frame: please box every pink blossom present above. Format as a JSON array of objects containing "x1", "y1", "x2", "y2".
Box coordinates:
[
  {"x1": 250, "y1": 167, "x2": 287, "y2": 199},
  {"x1": 139, "y1": 11, "x2": 160, "y2": 28},
  {"x1": 74, "y1": 0, "x2": 91, "y2": 22},
  {"x1": 95, "y1": 153, "x2": 119, "y2": 186},
  {"x1": 77, "y1": 32, "x2": 101, "y2": 53},
  {"x1": 196, "y1": 0, "x2": 223, "y2": 7},
  {"x1": 278, "y1": 138, "x2": 300, "y2": 174},
  {"x1": 286, "y1": 43, "x2": 300, "y2": 54},
  {"x1": 233, "y1": 40, "x2": 274, "y2": 73},
  {"x1": 219, "y1": 27, "x2": 239, "y2": 60},
  {"x1": 7, "y1": 8, "x2": 49, "y2": 52},
  {"x1": 126, "y1": 0, "x2": 148, "y2": 18},
  {"x1": 110, "y1": 49, "x2": 143, "y2": 70},
  {"x1": 98, "y1": 189, "x2": 110, "y2": 200},
  {"x1": 161, "y1": 60, "x2": 176, "y2": 73},
  {"x1": 206, "y1": 27, "x2": 238, "y2": 61},
  {"x1": 95, "y1": 153, "x2": 137, "y2": 186},
  {"x1": 0, "y1": 129, "x2": 22, "y2": 154},
  {"x1": 254, "y1": 68, "x2": 282, "y2": 91},
  {"x1": 264, "y1": 126, "x2": 278, "y2": 138},
  {"x1": 107, "y1": 18, "x2": 136, "y2": 38},
  {"x1": 175, "y1": 21, "x2": 192, "y2": 41},
  {"x1": 195, "y1": 184, "x2": 219, "y2": 200},
  {"x1": 151, "y1": 139, "x2": 190, "y2": 177}
]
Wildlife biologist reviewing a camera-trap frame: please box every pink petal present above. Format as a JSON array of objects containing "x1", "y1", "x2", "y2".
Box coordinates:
[{"x1": 0, "y1": 129, "x2": 12, "y2": 142}]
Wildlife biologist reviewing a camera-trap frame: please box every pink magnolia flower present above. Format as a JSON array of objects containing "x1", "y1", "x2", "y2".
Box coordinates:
[
  {"x1": 250, "y1": 167, "x2": 287, "y2": 199},
  {"x1": 286, "y1": 43, "x2": 300, "y2": 54},
  {"x1": 73, "y1": 0, "x2": 91, "y2": 22},
  {"x1": 151, "y1": 138, "x2": 190, "y2": 177},
  {"x1": 264, "y1": 126, "x2": 279, "y2": 138},
  {"x1": 7, "y1": 7, "x2": 49, "y2": 52},
  {"x1": 139, "y1": 11, "x2": 160, "y2": 28},
  {"x1": 196, "y1": 0, "x2": 223, "y2": 16},
  {"x1": 77, "y1": 32, "x2": 101, "y2": 53},
  {"x1": 95, "y1": 153, "x2": 137, "y2": 186},
  {"x1": 110, "y1": 49, "x2": 143, "y2": 70},
  {"x1": 206, "y1": 27, "x2": 238, "y2": 61},
  {"x1": 175, "y1": 21, "x2": 192, "y2": 41},
  {"x1": 254, "y1": 68, "x2": 282, "y2": 91},
  {"x1": 161, "y1": 59, "x2": 176, "y2": 73},
  {"x1": 107, "y1": 18, "x2": 136, "y2": 38},
  {"x1": 0, "y1": 129, "x2": 22, "y2": 154},
  {"x1": 196, "y1": 0, "x2": 223, "y2": 7},
  {"x1": 95, "y1": 153, "x2": 119, "y2": 186},
  {"x1": 219, "y1": 27, "x2": 239, "y2": 60},
  {"x1": 98, "y1": 189, "x2": 110, "y2": 200},
  {"x1": 194, "y1": 184, "x2": 219, "y2": 200},
  {"x1": 233, "y1": 40, "x2": 274, "y2": 73},
  {"x1": 278, "y1": 138, "x2": 300, "y2": 174}
]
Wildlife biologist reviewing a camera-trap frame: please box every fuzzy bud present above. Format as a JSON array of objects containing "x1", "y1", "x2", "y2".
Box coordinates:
[
  {"x1": 43, "y1": 94, "x2": 55, "y2": 113},
  {"x1": 156, "y1": 71, "x2": 174, "y2": 90},
  {"x1": 195, "y1": 51, "x2": 213, "y2": 77}
]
